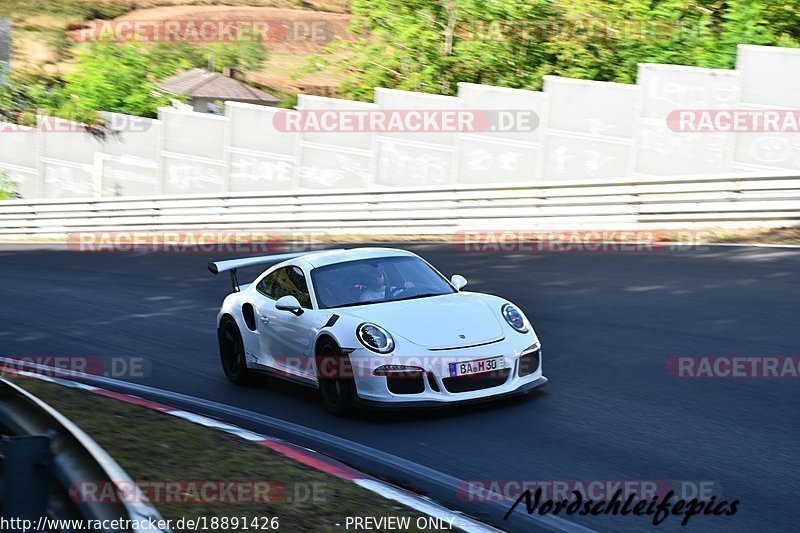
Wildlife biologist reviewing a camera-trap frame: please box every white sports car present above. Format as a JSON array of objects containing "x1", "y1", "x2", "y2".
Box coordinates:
[{"x1": 209, "y1": 248, "x2": 546, "y2": 415}]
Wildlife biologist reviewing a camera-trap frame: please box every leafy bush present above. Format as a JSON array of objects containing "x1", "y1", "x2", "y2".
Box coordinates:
[
  {"x1": 0, "y1": 172, "x2": 17, "y2": 200},
  {"x1": 63, "y1": 42, "x2": 181, "y2": 118},
  {"x1": 204, "y1": 28, "x2": 270, "y2": 73},
  {"x1": 307, "y1": 0, "x2": 800, "y2": 99}
]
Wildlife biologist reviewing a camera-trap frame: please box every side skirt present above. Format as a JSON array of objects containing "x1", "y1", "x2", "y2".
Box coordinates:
[{"x1": 247, "y1": 362, "x2": 319, "y2": 389}]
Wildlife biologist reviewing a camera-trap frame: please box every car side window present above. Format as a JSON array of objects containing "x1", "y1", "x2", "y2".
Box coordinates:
[
  {"x1": 257, "y1": 266, "x2": 312, "y2": 309},
  {"x1": 256, "y1": 270, "x2": 280, "y2": 299}
]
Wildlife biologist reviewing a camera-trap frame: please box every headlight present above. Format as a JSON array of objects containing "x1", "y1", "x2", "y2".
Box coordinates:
[
  {"x1": 357, "y1": 323, "x2": 395, "y2": 354},
  {"x1": 502, "y1": 304, "x2": 529, "y2": 333}
]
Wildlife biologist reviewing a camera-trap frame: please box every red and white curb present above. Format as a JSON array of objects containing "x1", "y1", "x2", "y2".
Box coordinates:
[{"x1": 4, "y1": 367, "x2": 501, "y2": 533}]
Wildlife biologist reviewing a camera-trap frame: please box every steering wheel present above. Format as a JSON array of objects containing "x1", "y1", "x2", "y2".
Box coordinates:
[
  {"x1": 384, "y1": 284, "x2": 395, "y2": 300},
  {"x1": 386, "y1": 281, "x2": 424, "y2": 300}
]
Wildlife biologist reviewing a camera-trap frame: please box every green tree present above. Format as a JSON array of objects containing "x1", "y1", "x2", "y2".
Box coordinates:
[
  {"x1": 710, "y1": 0, "x2": 799, "y2": 67},
  {"x1": 63, "y1": 42, "x2": 173, "y2": 118},
  {"x1": 307, "y1": 0, "x2": 555, "y2": 99},
  {"x1": 2, "y1": 37, "x2": 271, "y2": 123},
  {"x1": 541, "y1": 0, "x2": 798, "y2": 79},
  {"x1": 536, "y1": 0, "x2": 722, "y2": 82},
  {"x1": 149, "y1": 42, "x2": 206, "y2": 80},
  {"x1": 0, "y1": 67, "x2": 65, "y2": 126},
  {"x1": 204, "y1": 28, "x2": 269, "y2": 73},
  {"x1": 306, "y1": 0, "x2": 800, "y2": 99}
]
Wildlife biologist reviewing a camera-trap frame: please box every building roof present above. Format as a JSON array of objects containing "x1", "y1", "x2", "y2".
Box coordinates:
[{"x1": 157, "y1": 68, "x2": 280, "y2": 103}]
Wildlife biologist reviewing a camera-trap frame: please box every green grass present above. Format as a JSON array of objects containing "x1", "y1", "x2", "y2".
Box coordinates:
[{"x1": 16, "y1": 377, "x2": 436, "y2": 532}]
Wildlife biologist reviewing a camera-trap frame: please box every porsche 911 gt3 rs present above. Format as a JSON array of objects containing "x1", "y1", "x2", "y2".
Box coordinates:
[{"x1": 209, "y1": 248, "x2": 546, "y2": 415}]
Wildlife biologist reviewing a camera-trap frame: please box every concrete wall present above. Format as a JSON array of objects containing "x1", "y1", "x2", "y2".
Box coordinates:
[{"x1": 1, "y1": 44, "x2": 799, "y2": 199}]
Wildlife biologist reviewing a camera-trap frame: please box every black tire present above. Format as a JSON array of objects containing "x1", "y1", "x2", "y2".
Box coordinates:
[
  {"x1": 315, "y1": 341, "x2": 356, "y2": 416},
  {"x1": 219, "y1": 318, "x2": 251, "y2": 385}
]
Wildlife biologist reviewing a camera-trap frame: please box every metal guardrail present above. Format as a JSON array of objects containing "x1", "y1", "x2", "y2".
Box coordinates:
[
  {"x1": 0, "y1": 377, "x2": 170, "y2": 532},
  {"x1": 1, "y1": 173, "x2": 799, "y2": 236}
]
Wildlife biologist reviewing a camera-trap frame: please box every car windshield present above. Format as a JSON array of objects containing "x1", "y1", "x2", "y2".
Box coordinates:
[{"x1": 311, "y1": 255, "x2": 456, "y2": 309}]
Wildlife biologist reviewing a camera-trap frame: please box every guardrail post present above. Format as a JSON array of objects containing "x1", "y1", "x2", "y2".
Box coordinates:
[{"x1": 2, "y1": 435, "x2": 51, "y2": 530}]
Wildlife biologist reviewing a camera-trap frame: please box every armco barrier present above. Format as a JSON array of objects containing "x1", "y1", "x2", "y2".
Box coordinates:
[
  {"x1": 0, "y1": 377, "x2": 170, "y2": 532},
  {"x1": 0, "y1": 173, "x2": 798, "y2": 237}
]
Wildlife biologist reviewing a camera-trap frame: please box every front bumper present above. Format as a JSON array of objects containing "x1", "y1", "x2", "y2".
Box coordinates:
[
  {"x1": 354, "y1": 376, "x2": 548, "y2": 409},
  {"x1": 348, "y1": 337, "x2": 546, "y2": 406}
]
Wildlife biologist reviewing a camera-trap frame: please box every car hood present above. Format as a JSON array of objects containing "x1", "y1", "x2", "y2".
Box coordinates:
[{"x1": 343, "y1": 292, "x2": 504, "y2": 349}]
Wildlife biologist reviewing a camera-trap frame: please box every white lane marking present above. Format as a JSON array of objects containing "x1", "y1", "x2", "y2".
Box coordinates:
[
  {"x1": 169, "y1": 410, "x2": 270, "y2": 441},
  {"x1": 354, "y1": 479, "x2": 503, "y2": 533},
  {"x1": 354, "y1": 479, "x2": 598, "y2": 533},
  {"x1": 3, "y1": 368, "x2": 99, "y2": 391}
]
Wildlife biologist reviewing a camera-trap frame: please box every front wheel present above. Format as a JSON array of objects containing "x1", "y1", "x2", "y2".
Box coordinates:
[
  {"x1": 315, "y1": 341, "x2": 356, "y2": 416},
  {"x1": 219, "y1": 318, "x2": 251, "y2": 385}
]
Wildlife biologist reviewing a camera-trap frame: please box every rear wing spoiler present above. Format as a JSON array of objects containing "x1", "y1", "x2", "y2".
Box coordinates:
[{"x1": 208, "y1": 250, "x2": 343, "y2": 292}]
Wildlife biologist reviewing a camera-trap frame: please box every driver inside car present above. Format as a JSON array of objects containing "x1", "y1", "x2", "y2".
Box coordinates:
[{"x1": 359, "y1": 265, "x2": 414, "y2": 302}]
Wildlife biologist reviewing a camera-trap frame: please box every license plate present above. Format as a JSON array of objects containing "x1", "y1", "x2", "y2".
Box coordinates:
[{"x1": 449, "y1": 356, "x2": 504, "y2": 377}]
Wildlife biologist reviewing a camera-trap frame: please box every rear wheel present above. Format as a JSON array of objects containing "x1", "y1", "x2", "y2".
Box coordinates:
[
  {"x1": 315, "y1": 341, "x2": 356, "y2": 416},
  {"x1": 219, "y1": 318, "x2": 251, "y2": 385}
]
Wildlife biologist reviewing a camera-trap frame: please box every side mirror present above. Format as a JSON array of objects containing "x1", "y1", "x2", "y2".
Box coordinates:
[
  {"x1": 451, "y1": 274, "x2": 468, "y2": 291},
  {"x1": 275, "y1": 295, "x2": 303, "y2": 315}
]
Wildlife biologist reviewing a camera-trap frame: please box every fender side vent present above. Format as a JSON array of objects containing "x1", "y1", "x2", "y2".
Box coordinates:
[
  {"x1": 324, "y1": 314, "x2": 339, "y2": 328},
  {"x1": 242, "y1": 304, "x2": 256, "y2": 331}
]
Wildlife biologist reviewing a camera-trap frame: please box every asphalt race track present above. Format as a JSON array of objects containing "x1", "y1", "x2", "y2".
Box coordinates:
[{"x1": 1, "y1": 243, "x2": 798, "y2": 532}]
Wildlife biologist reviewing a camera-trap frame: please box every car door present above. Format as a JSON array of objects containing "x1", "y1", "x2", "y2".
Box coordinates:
[{"x1": 253, "y1": 265, "x2": 319, "y2": 379}]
